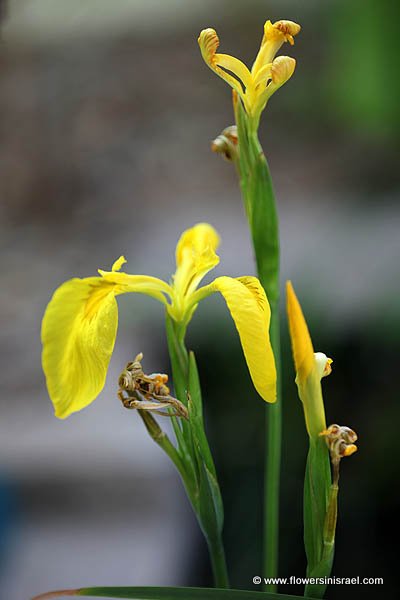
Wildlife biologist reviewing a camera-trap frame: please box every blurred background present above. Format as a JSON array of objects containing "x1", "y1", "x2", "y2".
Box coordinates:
[{"x1": 0, "y1": 0, "x2": 398, "y2": 598}]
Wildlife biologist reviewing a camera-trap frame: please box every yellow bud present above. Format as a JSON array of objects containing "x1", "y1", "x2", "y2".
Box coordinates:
[
  {"x1": 198, "y1": 28, "x2": 219, "y2": 65},
  {"x1": 271, "y1": 56, "x2": 296, "y2": 86}
]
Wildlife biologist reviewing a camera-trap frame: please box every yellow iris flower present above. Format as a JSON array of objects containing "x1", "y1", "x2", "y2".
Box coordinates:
[
  {"x1": 286, "y1": 281, "x2": 332, "y2": 439},
  {"x1": 42, "y1": 223, "x2": 276, "y2": 419},
  {"x1": 198, "y1": 19, "x2": 300, "y2": 128}
]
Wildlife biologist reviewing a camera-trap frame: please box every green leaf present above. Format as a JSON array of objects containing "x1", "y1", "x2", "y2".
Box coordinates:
[
  {"x1": 187, "y1": 352, "x2": 216, "y2": 477},
  {"x1": 303, "y1": 437, "x2": 333, "y2": 599},
  {"x1": 75, "y1": 586, "x2": 312, "y2": 599},
  {"x1": 165, "y1": 314, "x2": 194, "y2": 464}
]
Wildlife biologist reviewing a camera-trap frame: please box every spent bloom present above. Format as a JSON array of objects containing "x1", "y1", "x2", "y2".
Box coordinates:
[
  {"x1": 42, "y1": 223, "x2": 276, "y2": 418},
  {"x1": 198, "y1": 19, "x2": 300, "y2": 128}
]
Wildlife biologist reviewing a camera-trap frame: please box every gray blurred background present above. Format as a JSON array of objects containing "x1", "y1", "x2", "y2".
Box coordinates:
[{"x1": 0, "y1": 1, "x2": 399, "y2": 598}]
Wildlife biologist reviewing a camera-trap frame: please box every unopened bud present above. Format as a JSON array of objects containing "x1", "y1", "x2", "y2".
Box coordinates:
[{"x1": 211, "y1": 125, "x2": 238, "y2": 161}]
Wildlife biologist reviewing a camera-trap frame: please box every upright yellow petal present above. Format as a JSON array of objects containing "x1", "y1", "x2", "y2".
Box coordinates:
[
  {"x1": 174, "y1": 223, "x2": 220, "y2": 298},
  {"x1": 111, "y1": 255, "x2": 127, "y2": 272},
  {"x1": 212, "y1": 276, "x2": 276, "y2": 402},
  {"x1": 286, "y1": 281, "x2": 315, "y2": 384},
  {"x1": 41, "y1": 277, "x2": 119, "y2": 419},
  {"x1": 251, "y1": 19, "x2": 300, "y2": 77}
]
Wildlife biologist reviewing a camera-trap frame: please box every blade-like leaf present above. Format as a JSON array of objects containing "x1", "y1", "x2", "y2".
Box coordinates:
[{"x1": 44, "y1": 585, "x2": 313, "y2": 599}]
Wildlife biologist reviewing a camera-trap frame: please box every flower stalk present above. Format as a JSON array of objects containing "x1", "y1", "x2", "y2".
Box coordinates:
[
  {"x1": 200, "y1": 19, "x2": 301, "y2": 588},
  {"x1": 233, "y1": 94, "x2": 282, "y2": 592}
]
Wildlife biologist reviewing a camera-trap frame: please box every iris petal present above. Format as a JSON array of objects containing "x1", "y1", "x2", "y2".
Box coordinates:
[
  {"x1": 174, "y1": 223, "x2": 220, "y2": 299},
  {"x1": 212, "y1": 275, "x2": 276, "y2": 402},
  {"x1": 41, "y1": 277, "x2": 119, "y2": 419},
  {"x1": 42, "y1": 269, "x2": 171, "y2": 418}
]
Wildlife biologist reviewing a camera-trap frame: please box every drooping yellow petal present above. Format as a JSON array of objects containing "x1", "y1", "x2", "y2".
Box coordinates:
[
  {"x1": 42, "y1": 261, "x2": 171, "y2": 419},
  {"x1": 198, "y1": 28, "x2": 251, "y2": 108},
  {"x1": 174, "y1": 223, "x2": 220, "y2": 299},
  {"x1": 212, "y1": 275, "x2": 276, "y2": 402},
  {"x1": 286, "y1": 281, "x2": 315, "y2": 384},
  {"x1": 213, "y1": 53, "x2": 253, "y2": 92},
  {"x1": 41, "y1": 277, "x2": 119, "y2": 419}
]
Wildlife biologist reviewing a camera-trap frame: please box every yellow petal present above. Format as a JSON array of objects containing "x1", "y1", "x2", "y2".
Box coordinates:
[
  {"x1": 198, "y1": 28, "x2": 251, "y2": 108},
  {"x1": 99, "y1": 269, "x2": 172, "y2": 305},
  {"x1": 112, "y1": 255, "x2": 127, "y2": 272},
  {"x1": 212, "y1": 276, "x2": 276, "y2": 402},
  {"x1": 268, "y1": 20, "x2": 301, "y2": 44},
  {"x1": 213, "y1": 53, "x2": 253, "y2": 92},
  {"x1": 42, "y1": 263, "x2": 171, "y2": 418},
  {"x1": 198, "y1": 28, "x2": 220, "y2": 66},
  {"x1": 271, "y1": 56, "x2": 296, "y2": 86},
  {"x1": 174, "y1": 223, "x2": 220, "y2": 297},
  {"x1": 252, "y1": 19, "x2": 300, "y2": 76},
  {"x1": 41, "y1": 277, "x2": 119, "y2": 419}
]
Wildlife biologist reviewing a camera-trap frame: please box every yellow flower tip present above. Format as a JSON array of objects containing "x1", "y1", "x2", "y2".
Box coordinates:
[
  {"x1": 271, "y1": 56, "x2": 296, "y2": 86},
  {"x1": 112, "y1": 255, "x2": 127, "y2": 272},
  {"x1": 269, "y1": 20, "x2": 301, "y2": 45},
  {"x1": 343, "y1": 444, "x2": 358, "y2": 457},
  {"x1": 286, "y1": 280, "x2": 315, "y2": 381},
  {"x1": 198, "y1": 28, "x2": 220, "y2": 65},
  {"x1": 315, "y1": 352, "x2": 333, "y2": 379},
  {"x1": 176, "y1": 223, "x2": 220, "y2": 267}
]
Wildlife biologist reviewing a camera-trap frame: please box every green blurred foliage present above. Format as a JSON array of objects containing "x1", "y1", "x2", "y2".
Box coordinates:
[{"x1": 328, "y1": 0, "x2": 400, "y2": 139}]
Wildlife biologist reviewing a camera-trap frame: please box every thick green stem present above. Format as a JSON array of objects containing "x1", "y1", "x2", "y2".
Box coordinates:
[{"x1": 207, "y1": 536, "x2": 230, "y2": 589}]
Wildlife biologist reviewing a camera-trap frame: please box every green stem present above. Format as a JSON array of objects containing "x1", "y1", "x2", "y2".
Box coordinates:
[
  {"x1": 207, "y1": 536, "x2": 230, "y2": 589},
  {"x1": 234, "y1": 105, "x2": 282, "y2": 588},
  {"x1": 137, "y1": 411, "x2": 195, "y2": 496},
  {"x1": 263, "y1": 303, "x2": 281, "y2": 592}
]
